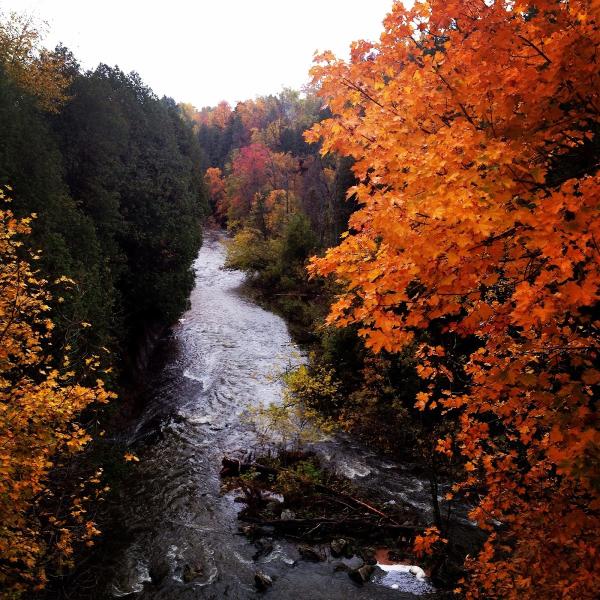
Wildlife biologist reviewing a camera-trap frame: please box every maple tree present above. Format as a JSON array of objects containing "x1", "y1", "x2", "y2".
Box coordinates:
[
  {"x1": 211, "y1": 100, "x2": 234, "y2": 128},
  {"x1": 306, "y1": 1, "x2": 599, "y2": 597},
  {"x1": 0, "y1": 192, "x2": 114, "y2": 594},
  {"x1": 226, "y1": 142, "x2": 272, "y2": 224}
]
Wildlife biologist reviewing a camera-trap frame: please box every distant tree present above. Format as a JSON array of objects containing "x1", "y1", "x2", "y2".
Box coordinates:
[{"x1": 0, "y1": 12, "x2": 70, "y2": 112}]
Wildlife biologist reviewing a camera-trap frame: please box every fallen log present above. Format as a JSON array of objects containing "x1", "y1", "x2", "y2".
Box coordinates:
[
  {"x1": 220, "y1": 456, "x2": 277, "y2": 478},
  {"x1": 240, "y1": 515, "x2": 423, "y2": 540},
  {"x1": 312, "y1": 482, "x2": 400, "y2": 525}
]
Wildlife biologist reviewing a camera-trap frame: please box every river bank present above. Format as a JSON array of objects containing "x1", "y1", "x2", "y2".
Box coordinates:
[{"x1": 49, "y1": 230, "x2": 475, "y2": 599}]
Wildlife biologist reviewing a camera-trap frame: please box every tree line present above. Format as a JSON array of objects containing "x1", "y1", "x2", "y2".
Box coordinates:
[{"x1": 0, "y1": 13, "x2": 206, "y2": 594}]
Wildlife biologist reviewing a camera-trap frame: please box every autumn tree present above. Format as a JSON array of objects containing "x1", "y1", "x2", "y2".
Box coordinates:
[
  {"x1": 205, "y1": 166, "x2": 227, "y2": 220},
  {"x1": 0, "y1": 194, "x2": 113, "y2": 595},
  {"x1": 226, "y1": 142, "x2": 272, "y2": 225},
  {"x1": 0, "y1": 12, "x2": 70, "y2": 112},
  {"x1": 306, "y1": 1, "x2": 599, "y2": 598}
]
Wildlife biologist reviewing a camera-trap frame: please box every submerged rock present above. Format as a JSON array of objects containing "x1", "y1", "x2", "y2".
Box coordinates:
[
  {"x1": 280, "y1": 508, "x2": 295, "y2": 520},
  {"x1": 182, "y1": 563, "x2": 203, "y2": 583},
  {"x1": 148, "y1": 561, "x2": 169, "y2": 585},
  {"x1": 254, "y1": 570, "x2": 273, "y2": 591},
  {"x1": 253, "y1": 538, "x2": 274, "y2": 560}
]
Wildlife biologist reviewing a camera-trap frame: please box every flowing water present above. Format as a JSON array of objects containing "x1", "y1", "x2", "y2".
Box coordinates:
[{"x1": 96, "y1": 231, "x2": 453, "y2": 599}]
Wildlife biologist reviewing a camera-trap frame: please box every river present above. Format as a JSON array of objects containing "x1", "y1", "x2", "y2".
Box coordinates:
[{"x1": 90, "y1": 230, "x2": 447, "y2": 599}]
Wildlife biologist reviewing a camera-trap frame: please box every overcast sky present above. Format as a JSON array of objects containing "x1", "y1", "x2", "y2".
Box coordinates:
[{"x1": 1, "y1": 0, "x2": 397, "y2": 108}]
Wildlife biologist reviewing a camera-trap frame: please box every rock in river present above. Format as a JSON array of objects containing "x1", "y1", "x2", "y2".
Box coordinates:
[
  {"x1": 349, "y1": 564, "x2": 376, "y2": 585},
  {"x1": 298, "y1": 544, "x2": 325, "y2": 562},
  {"x1": 254, "y1": 570, "x2": 273, "y2": 591},
  {"x1": 330, "y1": 538, "x2": 348, "y2": 557}
]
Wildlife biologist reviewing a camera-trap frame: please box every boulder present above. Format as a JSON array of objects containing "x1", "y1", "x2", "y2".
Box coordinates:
[
  {"x1": 359, "y1": 547, "x2": 377, "y2": 566},
  {"x1": 298, "y1": 544, "x2": 325, "y2": 562},
  {"x1": 349, "y1": 564, "x2": 375, "y2": 584},
  {"x1": 254, "y1": 570, "x2": 273, "y2": 591},
  {"x1": 330, "y1": 538, "x2": 348, "y2": 557}
]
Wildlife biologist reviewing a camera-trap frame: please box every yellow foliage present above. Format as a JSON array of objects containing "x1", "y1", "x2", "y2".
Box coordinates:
[
  {"x1": 0, "y1": 12, "x2": 71, "y2": 112},
  {"x1": 246, "y1": 364, "x2": 341, "y2": 451},
  {"x1": 0, "y1": 193, "x2": 114, "y2": 594},
  {"x1": 283, "y1": 364, "x2": 340, "y2": 413}
]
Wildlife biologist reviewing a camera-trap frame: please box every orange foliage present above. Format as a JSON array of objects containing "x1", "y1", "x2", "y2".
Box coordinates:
[
  {"x1": 218, "y1": 143, "x2": 302, "y2": 229},
  {"x1": 237, "y1": 98, "x2": 271, "y2": 133},
  {"x1": 204, "y1": 166, "x2": 227, "y2": 220},
  {"x1": 306, "y1": 1, "x2": 599, "y2": 598},
  {"x1": 196, "y1": 100, "x2": 233, "y2": 129},
  {"x1": 260, "y1": 188, "x2": 300, "y2": 235},
  {"x1": 0, "y1": 192, "x2": 114, "y2": 593}
]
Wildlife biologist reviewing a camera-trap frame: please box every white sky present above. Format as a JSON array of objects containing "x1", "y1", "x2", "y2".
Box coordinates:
[{"x1": 1, "y1": 0, "x2": 398, "y2": 108}]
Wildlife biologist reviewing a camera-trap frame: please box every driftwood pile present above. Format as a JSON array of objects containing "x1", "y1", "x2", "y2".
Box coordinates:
[{"x1": 221, "y1": 455, "x2": 423, "y2": 544}]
